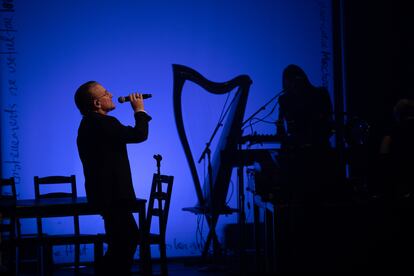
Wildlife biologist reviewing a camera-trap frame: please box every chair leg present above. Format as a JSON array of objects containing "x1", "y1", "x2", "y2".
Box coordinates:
[
  {"x1": 160, "y1": 243, "x2": 168, "y2": 276},
  {"x1": 41, "y1": 244, "x2": 54, "y2": 276},
  {"x1": 140, "y1": 240, "x2": 152, "y2": 275},
  {"x1": 48, "y1": 245, "x2": 55, "y2": 276},
  {"x1": 75, "y1": 243, "x2": 80, "y2": 275},
  {"x1": 94, "y1": 240, "x2": 104, "y2": 274},
  {"x1": 40, "y1": 245, "x2": 45, "y2": 276},
  {"x1": 15, "y1": 245, "x2": 20, "y2": 276}
]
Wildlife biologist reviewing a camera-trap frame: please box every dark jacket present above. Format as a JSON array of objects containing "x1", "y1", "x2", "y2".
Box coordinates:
[
  {"x1": 278, "y1": 86, "x2": 333, "y2": 149},
  {"x1": 77, "y1": 111, "x2": 151, "y2": 210}
]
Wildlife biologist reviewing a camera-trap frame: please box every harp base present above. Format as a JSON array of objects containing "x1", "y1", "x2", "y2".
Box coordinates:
[{"x1": 183, "y1": 205, "x2": 239, "y2": 258}]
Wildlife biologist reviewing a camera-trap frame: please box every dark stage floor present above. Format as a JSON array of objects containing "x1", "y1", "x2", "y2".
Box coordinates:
[
  {"x1": 55, "y1": 263, "x2": 237, "y2": 276},
  {"x1": 13, "y1": 255, "x2": 249, "y2": 276}
]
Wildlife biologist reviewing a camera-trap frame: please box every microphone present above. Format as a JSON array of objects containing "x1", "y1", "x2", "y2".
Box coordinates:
[{"x1": 118, "y1": 94, "x2": 152, "y2": 103}]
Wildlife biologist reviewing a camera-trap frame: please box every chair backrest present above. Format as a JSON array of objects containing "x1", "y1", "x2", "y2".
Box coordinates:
[
  {"x1": 147, "y1": 174, "x2": 174, "y2": 237},
  {"x1": 0, "y1": 177, "x2": 17, "y2": 240},
  {"x1": 34, "y1": 175, "x2": 79, "y2": 237},
  {"x1": 34, "y1": 175, "x2": 77, "y2": 200},
  {"x1": 0, "y1": 177, "x2": 17, "y2": 201}
]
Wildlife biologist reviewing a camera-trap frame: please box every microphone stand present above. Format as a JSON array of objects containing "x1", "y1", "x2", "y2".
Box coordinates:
[
  {"x1": 197, "y1": 91, "x2": 242, "y2": 267},
  {"x1": 242, "y1": 89, "x2": 285, "y2": 127},
  {"x1": 197, "y1": 122, "x2": 224, "y2": 270},
  {"x1": 153, "y1": 154, "x2": 162, "y2": 175},
  {"x1": 198, "y1": 122, "x2": 222, "y2": 164},
  {"x1": 198, "y1": 87, "x2": 240, "y2": 165},
  {"x1": 198, "y1": 120, "x2": 224, "y2": 219}
]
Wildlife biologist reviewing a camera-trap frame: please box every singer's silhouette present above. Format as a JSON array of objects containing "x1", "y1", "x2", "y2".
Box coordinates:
[
  {"x1": 274, "y1": 64, "x2": 341, "y2": 272},
  {"x1": 277, "y1": 64, "x2": 333, "y2": 149},
  {"x1": 276, "y1": 64, "x2": 336, "y2": 202},
  {"x1": 75, "y1": 81, "x2": 151, "y2": 275}
]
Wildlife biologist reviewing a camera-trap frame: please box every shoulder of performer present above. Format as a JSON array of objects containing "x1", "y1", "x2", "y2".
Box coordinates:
[{"x1": 82, "y1": 112, "x2": 121, "y2": 127}]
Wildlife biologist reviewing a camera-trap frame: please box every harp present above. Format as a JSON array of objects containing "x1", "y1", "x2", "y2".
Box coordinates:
[{"x1": 172, "y1": 64, "x2": 252, "y2": 255}]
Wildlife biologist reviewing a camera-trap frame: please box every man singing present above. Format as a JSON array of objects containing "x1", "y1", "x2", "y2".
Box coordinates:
[{"x1": 74, "y1": 81, "x2": 151, "y2": 275}]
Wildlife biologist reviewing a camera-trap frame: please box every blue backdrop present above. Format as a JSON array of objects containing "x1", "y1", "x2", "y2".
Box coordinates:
[{"x1": 1, "y1": 0, "x2": 333, "y2": 262}]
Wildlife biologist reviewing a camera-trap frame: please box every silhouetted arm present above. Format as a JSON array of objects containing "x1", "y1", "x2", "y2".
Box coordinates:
[{"x1": 99, "y1": 111, "x2": 152, "y2": 144}]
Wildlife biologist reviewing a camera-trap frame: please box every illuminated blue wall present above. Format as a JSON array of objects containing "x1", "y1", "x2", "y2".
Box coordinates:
[{"x1": 1, "y1": 0, "x2": 333, "y2": 262}]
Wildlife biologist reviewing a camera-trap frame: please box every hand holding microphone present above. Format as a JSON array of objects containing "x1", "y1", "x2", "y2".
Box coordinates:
[
  {"x1": 118, "y1": 94, "x2": 152, "y2": 103},
  {"x1": 119, "y1": 93, "x2": 150, "y2": 113}
]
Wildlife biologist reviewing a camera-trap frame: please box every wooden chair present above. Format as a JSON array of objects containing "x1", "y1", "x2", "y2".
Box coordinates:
[
  {"x1": 0, "y1": 177, "x2": 17, "y2": 274},
  {"x1": 146, "y1": 173, "x2": 174, "y2": 276},
  {"x1": 34, "y1": 175, "x2": 101, "y2": 275},
  {"x1": 0, "y1": 177, "x2": 17, "y2": 235},
  {"x1": 1, "y1": 177, "x2": 48, "y2": 275},
  {"x1": 95, "y1": 173, "x2": 174, "y2": 275}
]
